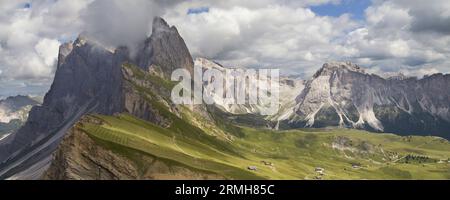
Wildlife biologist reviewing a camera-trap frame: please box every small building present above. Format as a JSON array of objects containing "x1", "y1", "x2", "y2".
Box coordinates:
[
  {"x1": 352, "y1": 164, "x2": 362, "y2": 169},
  {"x1": 315, "y1": 167, "x2": 325, "y2": 174},
  {"x1": 248, "y1": 166, "x2": 258, "y2": 171}
]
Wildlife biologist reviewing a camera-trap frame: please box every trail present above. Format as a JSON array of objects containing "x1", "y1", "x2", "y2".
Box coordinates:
[
  {"x1": 390, "y1": 137, "x2": 441, "y2": 164},
  {"x1": 0, "y1": 133, "x2": 11, "y2": 142},
  {"x1": 171, "y1": 136, "x2": 189, "y2": 156}
]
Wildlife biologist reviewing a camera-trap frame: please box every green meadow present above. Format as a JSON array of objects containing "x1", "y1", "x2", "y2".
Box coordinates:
[{"x1": 79, "y1": 114, "x2": 450, "y2": 180}]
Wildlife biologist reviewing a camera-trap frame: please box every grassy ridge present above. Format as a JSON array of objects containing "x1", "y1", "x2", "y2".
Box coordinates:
[{"x1": 79, "y1": 114, "x2": 450, "y2": 180}]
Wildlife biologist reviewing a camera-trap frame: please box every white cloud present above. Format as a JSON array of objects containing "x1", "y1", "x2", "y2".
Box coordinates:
[
  {"x1": 35, "y1": 38, "x2": 60, "y2": 67},
  {"x1": 0, "y1": 0, "x2": 91, "y2": 96},
  {"x1": 0, "y1": 0, "x2": 450, "y2": 97},
  {"x1": 340, "y1": 0, "x2": 450, "y2": 76},
  {"x1": 164, "y1": 3, "x2": 358, "y2": 76}
]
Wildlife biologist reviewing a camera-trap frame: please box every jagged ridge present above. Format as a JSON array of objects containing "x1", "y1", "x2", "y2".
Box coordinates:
[{"x1": 283, "y1": 62, "x2": 450, "y2": 138}]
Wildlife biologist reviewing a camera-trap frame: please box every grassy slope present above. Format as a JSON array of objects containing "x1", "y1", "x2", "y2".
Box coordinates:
[{"x1": 79, "y1": 114, "x2": 450, "y2": 180}]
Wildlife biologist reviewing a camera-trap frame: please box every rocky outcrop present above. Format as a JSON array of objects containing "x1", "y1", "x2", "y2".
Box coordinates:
[
  {"x1": 121, "y1": 64, "x2": 175, "y2": 128},
  {"x1": 284, "y1": 62, "x2": 450, "y2": 138},
  {"x1": 43, "y1": 117, "x2": 223, "y2": 180}
]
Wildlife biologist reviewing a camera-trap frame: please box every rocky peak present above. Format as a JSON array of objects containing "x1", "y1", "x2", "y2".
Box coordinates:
[
  {"x1": 74, "y1": 36, "x2": 86, "y2": 47},
  {"x1": 313, "y1": 61, "x2": 365, "y2": 78},
  {"x1": 386, "y1": 72, "x2": 409, "y2": 81},
  {"x1": 136, "y1": 17, "x2": 194, "y2": 78},
  {"x1": 152, "y1": 17, "x2": 174, "y2": 35},
  {"x1": 194, "y1": 58, "x2": 226, "y2": 71},
  {"x1": 57, "y1": 42, "x2": 73, "y2": 67}
]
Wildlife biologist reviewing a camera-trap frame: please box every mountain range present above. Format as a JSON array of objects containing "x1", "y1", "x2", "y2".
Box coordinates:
[
  {"x1": 0, "y1": 96, "x2": 41, "y2": 141},
  {"x1": 197, "y1": 57, "x2": 450, "y2": 138},
  {"x1": 0, "y1": 17, "x2": 449, "y2": 180},
  {"x1": 278, "y1": 62, "x2": 450, "y2": 137}
]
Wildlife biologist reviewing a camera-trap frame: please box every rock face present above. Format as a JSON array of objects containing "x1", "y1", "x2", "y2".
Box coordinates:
[
  {"x1": 195, "y1": 58, "x2": 305, "y2": 117},
  {"x1": 0, "y1": 17, "x2": 194, "y2": 179},
  {"x1": 43, "y1": 117, "x2": 222, "y2": 180},
  {"x1": 283, "y1": 62, "x2": 450, "y2": 138},
  {"x1": 0, "y1": 37, "x2": 126, "y2": 179},
  {"x1": 136, "y1": 17, "x2": 194, "y2": 78}
]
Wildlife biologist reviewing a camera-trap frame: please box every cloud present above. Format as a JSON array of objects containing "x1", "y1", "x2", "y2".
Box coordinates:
[
  {"x1": 80, "y1": 0, "x2": 160, "y2": 50},
  {"x1": 340, "y1": 0, "x2": 450, "y2": 76},
  {"x1": 1, "y1": 0, "x2": 450, "y2": 97},
  {"x1": 164, "y1": 3, "x2": 358, "y2": 76},
  {"x1": 0, "y1": 0, "x2": 91, "y2": 96}
]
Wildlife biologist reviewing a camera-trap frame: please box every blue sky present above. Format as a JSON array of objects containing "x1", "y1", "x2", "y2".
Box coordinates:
[
  {"x1": 187, "y1": 7, "x2": 210, "y2": 15},
  {"x1": 310, "y1": 0, "x2": 372, "y2": 20},
  {"x1": 23, "y1": 3, "x2": 31, "y2": 9}
]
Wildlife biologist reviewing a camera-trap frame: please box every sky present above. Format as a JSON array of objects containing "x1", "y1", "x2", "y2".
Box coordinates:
[{"x1": 0, "y1": 0, "x2": 450, "y2": 97}]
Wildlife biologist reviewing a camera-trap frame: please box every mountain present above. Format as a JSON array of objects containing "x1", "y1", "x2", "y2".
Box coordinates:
[
  {"x1": 1, "y1": 17, "x2": 450, "y2": 180},
  {"x1": 195, "y1": 58, "x2": 305, "y2": 117},
  {"x1": 0, "y1": 17, "x2": 195, "y2": 179},
  {"x1": 0, "y1": 95, "x2": 40, "y2": 123},
  {"x1": 278, "y1": 62, "x2": 450, "y2": 138},
  {"x1": 0, "y1": 95, "x2": 41, "y2": 141},
  {"x1": 198, "y1": 60, "x2": 450, "y2": 138},
  {"x1": 136, "y1": 17, "x2": 194, "y2": 78}
]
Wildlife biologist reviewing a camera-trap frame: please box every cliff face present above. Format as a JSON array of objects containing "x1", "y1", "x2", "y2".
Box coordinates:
[
  {"x1": 43, "y1": 117, "x2": 223, "y2": 180},
  {"x1": 0, "y1": 17, "x2": 195, "y2": 179},
  {"x1": 136, "y1": 17, "x2": 194, "y2": 78},
  {"x1": 285, "y1": 62, "x2": 450, "y2": 138},
  {"x1": 0, "y1": 37, "x2": 126, "y2": 179}
]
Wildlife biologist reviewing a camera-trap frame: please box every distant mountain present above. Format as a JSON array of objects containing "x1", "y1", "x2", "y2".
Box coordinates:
[
  {"x1": 195, "y1": 58, "x2": 305, "y2": 117},
  {"x1": 199, "y1": 60, "x2": 450, "y2": 138},
  {"x1": 277, "y1": 62, "x2": 450, "y2": 138},
  {"x1": 0, "y1": 95, "x2": 41, "y2": 141}
]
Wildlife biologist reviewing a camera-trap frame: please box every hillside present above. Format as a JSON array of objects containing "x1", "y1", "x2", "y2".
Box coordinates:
[{"x1": 44, "y1": 113, "x2": 450, "y2": 180}]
